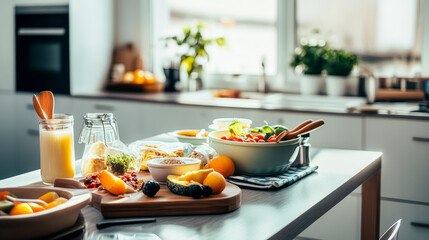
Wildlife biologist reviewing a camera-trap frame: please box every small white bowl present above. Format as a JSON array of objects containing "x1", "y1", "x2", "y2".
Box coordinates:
[
  {"x1": 147, "y1": 157, "x2": 202, "y2": 183},
  {"x1": 170, "y1": 129, "x2": 207, "y2": 145}
]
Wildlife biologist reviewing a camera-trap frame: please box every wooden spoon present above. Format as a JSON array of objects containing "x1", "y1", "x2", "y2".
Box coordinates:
[
  {"x1": 39, "y1": 91, "x2": 54, "y2": 119},
  {"x1": 284, "y1": 120, "x2": 325, "y2": 140},
  {"x1": 33, "y1": 95, "x2": 47, "y2": 119},
  {"x1": 276, "y1": 119, "x2": 313, "y2": 143}
]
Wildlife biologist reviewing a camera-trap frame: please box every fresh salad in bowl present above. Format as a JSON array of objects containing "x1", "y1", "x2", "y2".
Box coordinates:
[
  {"x1": 217, "y1": 119, "x2": 324, "y2": 143},
  {"x1": 219, "y1": 121, "x2": 288, "y2": 143}
]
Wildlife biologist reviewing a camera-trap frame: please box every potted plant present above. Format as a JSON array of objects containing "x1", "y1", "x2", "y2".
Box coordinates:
[
  {"x1": 324, "y1": 49, "x2": 358, "y2": 96},
  {"x1": 164, "y1": 22, "x2": 226, "y2": 91},
  {"x1": 290, "y1": 43, "x2": 327, "y2": 95}
]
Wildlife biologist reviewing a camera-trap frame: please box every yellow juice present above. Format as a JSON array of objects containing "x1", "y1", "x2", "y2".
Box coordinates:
[{"x1": 40, "y1": 128, "x2": 75, "y2": 184}]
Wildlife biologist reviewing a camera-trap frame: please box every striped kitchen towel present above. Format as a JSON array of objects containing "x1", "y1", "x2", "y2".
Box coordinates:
[{"x1": 227, "y1": 165, "x2": 318, "y2": 189}]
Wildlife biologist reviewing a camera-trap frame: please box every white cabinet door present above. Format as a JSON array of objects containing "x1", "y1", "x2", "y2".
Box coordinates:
[
  {"x1": 298, "y1": 195, "x2": 361, "y2": 240},
  {"x1": 14, "y1": 93, "x2": 42, "y2": 173},
  {"x1": 14, "y1": 93, "x2": 73, "y2": 174},
  {"x1": 381, "y1": 200, "x2": 429, "y2": 240},
  {"x1": 72, "y1": 98, "x2": 145, "y2": 158},
  {"x1": 140, "y1": 103, "x2": 211, "y2": 137},
  {"x1": 242, "y1": 110, "x2": 363, "y2": 150},
  {"x1": 0, "y1": 93, "x2": 16, "y2": 179},
  {"x1": 364, "y1": 117, "x2": 429, "y2": 203},
  {"x1": 0, "y1": 0, "x2": 14, "y2": 91}
]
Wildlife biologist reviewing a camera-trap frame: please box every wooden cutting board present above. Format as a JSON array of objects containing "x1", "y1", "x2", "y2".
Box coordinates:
[{"x1": 54, "y1": 172, "x2": 242, "y2": 218}]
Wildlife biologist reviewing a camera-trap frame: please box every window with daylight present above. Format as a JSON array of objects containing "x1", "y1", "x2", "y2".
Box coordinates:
[
  {"x1": 296, "y1": 0, "x2": 422, "y2": 77},
  {"x1": 154, "y1": 0, "x2": 277, "y2": 76}
]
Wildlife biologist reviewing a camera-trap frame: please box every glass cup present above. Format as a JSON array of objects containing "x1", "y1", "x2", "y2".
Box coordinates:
[{"x1": 39, "y1": 114, "x2": 75, "y2": 185}]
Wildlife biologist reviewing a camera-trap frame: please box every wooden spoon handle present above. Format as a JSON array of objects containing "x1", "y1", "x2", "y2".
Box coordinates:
[
  {"x1": 276, "y1": 119, "x2": 313, "y2": 143},
  {"x1": 39, "y1": 91, "x2": 54, "y2": 119},
  {"x1": 33, "y1": 95, "x2": 47, "y2": 120},
  {"x1": 290, "y1": 119, "x2": 313, "y2": 133},
  {"x1": 284, "y1": 120, "x2": 325, "y2": 140}
]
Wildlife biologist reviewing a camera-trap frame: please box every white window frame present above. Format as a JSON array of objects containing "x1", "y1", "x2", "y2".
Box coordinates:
[{"x1": 140, "y1": 0, "x2": 429, "y2": 92}]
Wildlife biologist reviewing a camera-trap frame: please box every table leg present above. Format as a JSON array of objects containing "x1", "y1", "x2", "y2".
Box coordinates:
[{"x1": 361, "y1": 169, "x2": 381, "y2": 240}]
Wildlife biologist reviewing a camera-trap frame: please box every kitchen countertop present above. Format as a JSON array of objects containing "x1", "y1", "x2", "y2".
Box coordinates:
[
  {"x1": 74, "y1": 90, "x2": 429, "y2": 120},
  {"x1": 0, "y1": 134, "x2": 383, "y2": 240}
]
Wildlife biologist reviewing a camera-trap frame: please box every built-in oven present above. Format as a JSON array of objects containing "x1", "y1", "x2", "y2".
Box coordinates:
[{"x1": 15, "y1": 6, "x2": 70, "y2": 94}]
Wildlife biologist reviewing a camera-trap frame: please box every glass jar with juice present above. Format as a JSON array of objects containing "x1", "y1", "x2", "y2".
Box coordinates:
[{"x1": 39, "y1": 114, "x2": 75, "y2": 185}]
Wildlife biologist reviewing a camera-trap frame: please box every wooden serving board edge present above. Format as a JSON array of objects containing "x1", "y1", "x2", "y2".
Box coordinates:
[{"x1": 55, "y1": 178, "x2": 242, "y2": 218}]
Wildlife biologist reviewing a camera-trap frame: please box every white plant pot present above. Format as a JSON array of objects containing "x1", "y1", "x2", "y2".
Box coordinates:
[
  {"x1": 300, "y1": 75, "x2": 323, "y2": 95},
  {"x1": 326, "y1": 75, "x2": 349, "y2": 96}
]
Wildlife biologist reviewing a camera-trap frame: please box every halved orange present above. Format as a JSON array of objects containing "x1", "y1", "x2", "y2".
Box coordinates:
[
  {"x1": 28, "y1": 202, "x2": 45, "y2": 213},
  {"x1": 9, "y1": 203, "x2": 33, "y2": 215},
  {"x1": 100, "y1": 170, "x2": 127, "y2": 195}
]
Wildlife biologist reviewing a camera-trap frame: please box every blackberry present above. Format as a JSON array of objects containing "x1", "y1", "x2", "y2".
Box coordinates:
[
  {"x1": 142, "y1": 181, "x2": 160, "y2": 197},
  {"x1": 84, "y1": 177, "x2": 92, "y2": 185},
  {"x1": 202, "y1": 185, "x2": 212, "y2": 197},
  {"x1": 188, "y1": 185, "x2": 203, "y2": 199}
]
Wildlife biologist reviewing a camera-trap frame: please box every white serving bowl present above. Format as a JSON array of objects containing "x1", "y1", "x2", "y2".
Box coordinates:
[
  {"x1": 147, "y1": 157, "x2": 202, "y2": 182},
  {"x1": 170, "y1": 129, "x2": 207, "y2": 145},
  {"x1": 208, "y1": 130, "x2": 301, "y2": 176}
]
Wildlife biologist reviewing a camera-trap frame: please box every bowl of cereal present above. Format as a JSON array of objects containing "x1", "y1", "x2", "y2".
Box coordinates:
[{"x1": 146, "y1": 157, "x2": 201, "y2": 183}]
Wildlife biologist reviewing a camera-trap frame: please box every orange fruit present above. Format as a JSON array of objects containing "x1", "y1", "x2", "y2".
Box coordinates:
[
  {"x1": 9, "y1": 203, "x2": 33, "y2": 215},
  {"x1": 100, "y1": 170, "x2": 127, "y2": 195},
  {"x1": 44, "y1": 197, "x2": 68, "y2": 209},
  {"x1": 204, "y1": 156, "x2": 235, "y2": 178},
  {"x1": 203, "y1": 172, "x2": 226, "y2": 194},
  {"x1": 28, "y1": 203, "x2": 45, "y2": 213},
  {"x1": 39, "y1": 191, "x2": 59, "y2": 203}
]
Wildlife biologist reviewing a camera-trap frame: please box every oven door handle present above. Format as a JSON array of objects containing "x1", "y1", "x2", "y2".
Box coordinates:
[{"x1": 18, "y1": 28, "x2": 66, "y2": 36}]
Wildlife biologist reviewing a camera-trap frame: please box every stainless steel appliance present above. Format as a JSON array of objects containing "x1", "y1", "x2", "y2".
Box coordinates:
[{"x1": 15, "y1": 6, "x2": 70, "y2": 94}]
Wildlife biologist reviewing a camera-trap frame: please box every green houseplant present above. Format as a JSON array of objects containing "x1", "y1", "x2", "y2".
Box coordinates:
[
  {"x1": 164, "y1": 22, "x2": 226, "y2": 90},
  {"x1": 324, "y1": 49, "x2": 358, "y2": 96},
  {"x1": 290, "y1": 43, "x2": 327, "y2": 95}
]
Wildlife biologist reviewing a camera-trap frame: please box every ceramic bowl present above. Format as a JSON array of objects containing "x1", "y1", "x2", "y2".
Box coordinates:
[
  {"x1": 170, "y1": 129, "x2": 207, "y2": 145},
  {"x1": 0, "y1": 186, "x2": 91, "y2": 240},
  {"x1": 147, "y1": 157, "x2": 202, "y2": 182},
  {"x1": 208, "y1": 130, "x2": 301, "y2": 176}
]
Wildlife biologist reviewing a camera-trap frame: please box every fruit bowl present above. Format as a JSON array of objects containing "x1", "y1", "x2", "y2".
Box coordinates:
[
  {"x1": 208, "y1": 130, "x2": 301, "y2": 176},
  {"x1": 0, "y1": 187, "x2": 91, "y2": 240}
]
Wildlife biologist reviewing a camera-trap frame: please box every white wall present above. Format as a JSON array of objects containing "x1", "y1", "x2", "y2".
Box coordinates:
[
  {"x1": 69, "y1": 0, "x2": 115, "y2": 95},
  {"x1": 422, "y1": 0, "x2": 429, "y2": 75},
  {"x1": 114, "y1": 0, "x2": 152, "y2": 71},
  {"x1": 0, "y1": 0, "x2": 15, "y2": 92}
]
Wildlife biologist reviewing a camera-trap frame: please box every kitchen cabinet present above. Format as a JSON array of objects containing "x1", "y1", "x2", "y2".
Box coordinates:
[
  {"x1": 14, "y1": 93, "x2": 73, "y2": 175},
  {"x1": 299, "y1": 194, "x2": 361, "y2": 240},
  {"x1": 139, "y1": 103, "x2": 240, "y2": 137},
  {"x1": 0, "y1": 93, "x2": 16, "y2": 179},
  {"x1": 364, "y1": 117, "x2": 429, "y2": 203},
  {"x1": 72, "y1": 98, "x2": 145, "y2": 158},
  {"x1": 0, "y1": 0, "x2": 14, "y2": 91},
  {"x1": 242, "y1": 110, "x2": 363, "y2": 150},
  {"x1": 380, "y1": 200, "x2": 429, "y2": 240}
]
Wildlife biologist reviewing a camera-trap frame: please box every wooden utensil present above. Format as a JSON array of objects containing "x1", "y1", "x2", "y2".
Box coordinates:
[
  {"x1": 39, "y1": 91, "x2": 54, "y2": 119},
  {"x1": 32, "y1": 95, "x2": 47, "y2": 119},
  {"x1": 276, "y1": 119, "x2": 313, "y2": 143},
  {"x1": 284, "y1": 120, "x2": 325, "y2": 140}
]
